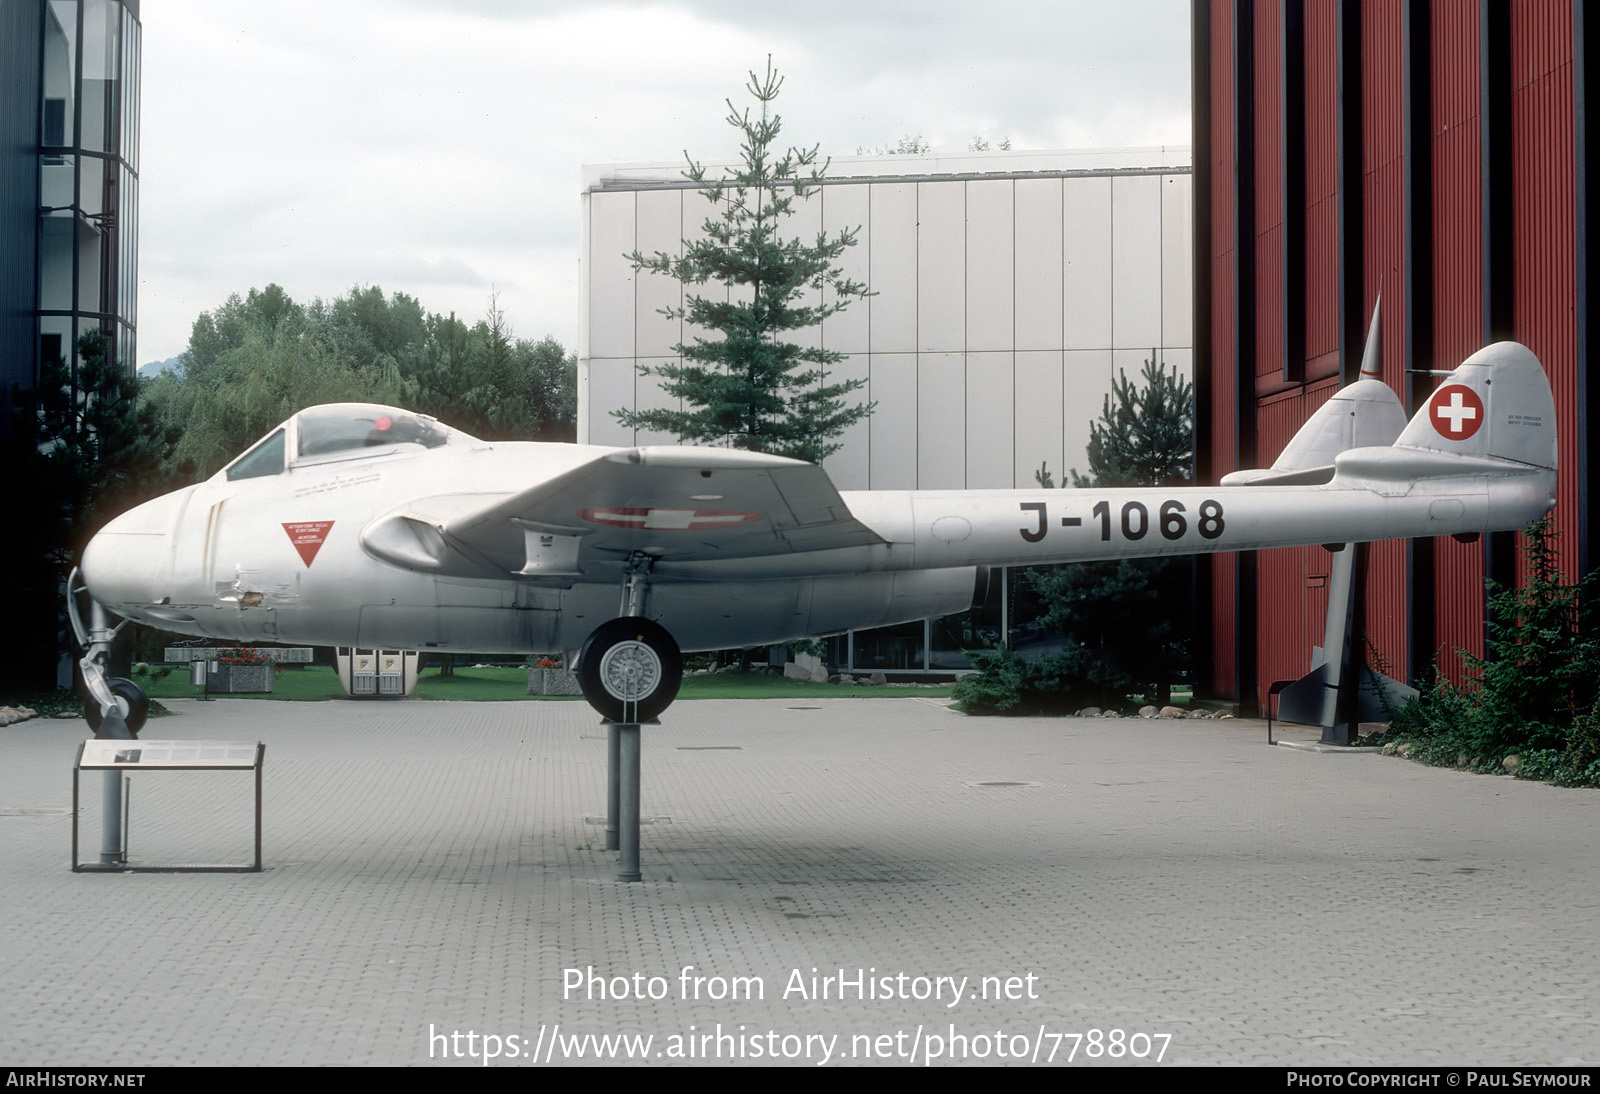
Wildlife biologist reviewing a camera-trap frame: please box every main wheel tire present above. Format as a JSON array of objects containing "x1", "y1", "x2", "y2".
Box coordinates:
[
  {"x1": 83, "y1": 677, "x2": 148, "y2": 738},
  {"x1": 577, "y1": 618, "x2": 683, "y2": 722}
]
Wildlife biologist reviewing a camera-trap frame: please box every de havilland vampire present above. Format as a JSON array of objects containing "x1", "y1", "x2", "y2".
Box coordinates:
[{"x1": 76, "y1": 341, "x2": 1557, "y2": 734}]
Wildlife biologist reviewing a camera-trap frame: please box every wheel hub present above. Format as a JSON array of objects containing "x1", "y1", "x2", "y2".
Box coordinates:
[{"x1": 598, "y1": 640, "x2": 662, "y2": 702}]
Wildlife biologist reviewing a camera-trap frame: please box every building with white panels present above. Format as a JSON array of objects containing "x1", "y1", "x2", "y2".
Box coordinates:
[{"x1": 579, "y1": 148, "x2": 1193, "y2": 671}]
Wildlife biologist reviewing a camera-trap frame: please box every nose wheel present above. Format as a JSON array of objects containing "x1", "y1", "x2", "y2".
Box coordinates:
[
  {"x1": 577, "y1": 618, "x2": 682, "y2": 722},
  {"x1": 83, "y1": 677, "x2": 149, "y2": 738}
]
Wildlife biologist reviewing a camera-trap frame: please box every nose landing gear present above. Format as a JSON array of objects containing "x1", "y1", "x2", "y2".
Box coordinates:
[{"x1": 67, "y1": 568, "x2": 145, "y2": 739}]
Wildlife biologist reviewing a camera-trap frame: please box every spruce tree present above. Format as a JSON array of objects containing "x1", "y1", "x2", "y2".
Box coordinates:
[
  {"x1": 614, "y1": 61, "x2": 872, "y2": 465},
  {"x1": 1027, "y1": 352, "x2": 1195, "y2": 706},
  {"x1": 1068, "y1": 353, "x2": 1195, "y2": 487}
]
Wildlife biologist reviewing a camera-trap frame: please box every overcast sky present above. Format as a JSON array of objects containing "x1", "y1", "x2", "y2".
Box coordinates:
[{"x1": 138, "y1": 0, "x2": 1191, "y2": 366}]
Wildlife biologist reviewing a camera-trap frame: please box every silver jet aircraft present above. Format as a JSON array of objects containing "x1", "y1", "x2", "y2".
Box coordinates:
[{"x1": 77, "y1": 341, "x2": 1557, "y2": 731}]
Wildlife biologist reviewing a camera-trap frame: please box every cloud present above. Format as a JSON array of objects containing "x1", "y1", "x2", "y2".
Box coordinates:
[{"x1": 136, "y1": 0, "x2": 1190, "y2": 365}]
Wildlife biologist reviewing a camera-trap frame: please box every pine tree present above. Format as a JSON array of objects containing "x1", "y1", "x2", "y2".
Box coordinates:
[
  {"x1": 614, "y1": 61, "x2": 872, "y2": 465},
  {"x1": 1068, "y1": 353, "x2": 1195, "y2": 487},
  {"x1": 1027, "y1": 351, "x2": 1195, "y2": 705}
]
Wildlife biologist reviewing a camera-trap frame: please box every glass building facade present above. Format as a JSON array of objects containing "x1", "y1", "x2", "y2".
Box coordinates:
[{"x1": 37, "y1": 0, "x2": 140, "y2": 385}]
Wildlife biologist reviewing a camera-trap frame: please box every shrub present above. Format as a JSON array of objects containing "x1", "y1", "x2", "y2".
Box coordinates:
[
  {"x1": 1381, "y1": 518, "x2": 1600, "y2": 786},
  {"x1": 952, "y1": 646, "x2": 1117, "y2": 716}
]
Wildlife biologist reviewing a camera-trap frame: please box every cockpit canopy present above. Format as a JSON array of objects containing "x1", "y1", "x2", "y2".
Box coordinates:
[{"x1": 221, "y1": 404, "x2": 475, "y2": 482}]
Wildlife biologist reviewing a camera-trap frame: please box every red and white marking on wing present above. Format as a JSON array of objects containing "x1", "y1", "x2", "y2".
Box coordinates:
[{"x1": 578, "y1": 507, "x2": 763, "y2": 531}]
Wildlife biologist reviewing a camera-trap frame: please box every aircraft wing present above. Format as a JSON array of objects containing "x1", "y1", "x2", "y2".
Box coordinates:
[{"x1": 362, "y1": 446, "x2": 887, "y2": 577}]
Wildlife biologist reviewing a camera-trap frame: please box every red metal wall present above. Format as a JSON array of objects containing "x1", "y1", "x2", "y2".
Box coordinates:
[
  {"x1": 1253, "y1": 1, "x2": 1285, "y2": 385},
  {"x1": 1198, "y1": 0, "x2": 1584, "y2": 708},
  {"x1": 1357, "y1": 0, "x2": 1412, "y2": 683},
  {"x1": 1510, "y1": 0, "x2": 1578, "y2": 584},
  {"x1": 1428, "y1": 0, "x2": 1487, "y2": 680},
  {"x1": 1254, "y1": 380, "x2": 1340, "y2": 694},
  {"x1": 1207, "y1": 0, "x2": 1238, "y2": 698},
  {"x1": 1303, "y1": 0, "x2": 1341, "y2": 379}
]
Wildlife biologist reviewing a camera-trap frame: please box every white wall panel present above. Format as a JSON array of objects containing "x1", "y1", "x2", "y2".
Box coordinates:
[
  {"x1": 781, "y1": 188, "x2": 824, "y2": 352},
  {"x1": 1062, "y1": 349, "x2": 1115, "y2": 477},
  {"x1": 917, "y1": 352, "x2": 966, "y2": 488},
  {"x1": 1160, "y1": 347, "x2": 1194, "y2": 389},
  {"x1": 867, "y1": 352, "x2": 917, "y2": 489},
  {"x1": 869, "y1": 184, "x2": 918, "y2": 353},
  {"x1": 821, "y1": 183, "x2": 871, "y2": 355},
  {"x1": 1013, "y1": 351, "x2": 1064, "y2": 488},
  {"x1": 582, "y1": 156, "x2": 1194, "y2": 515},
  {"x1": 819, "y1": 352, "x2": 870, "y2": 489},
  {"x1": 1063, "y1": 177, "x2": 1112, "y2": 350},
  {"x1": 916, "y1": 182, "x2": 965, "y2": 352},
  {"x1": 965, "y1": 351, "x2": 1013, "y2": 488},
  {"x1": 587, "y1": 191, "x2": 637, "y2": 359},
  {"x1": 1014, "y1": 178, "x2": 1063, "y2": 352},
  {"x1": 632, "y1": 358, "x2": 684, "y2": 446},
  {"x1": 586, "y1": 359, "x2": 637, "y2": 447},
  {"x1": 1110, "y1": 175, "x2": 1162, "y2": 351},
  {"x1": 965, "y1": 181, "x2": 1014, "y2": 351},
  {"x1": 634, "y1": 190, "x2": 684, "y2": 357},
  {"x1": 1160, "y1": 173, "x2": 1194, "y2": 351},
  {"x1": 682, "y1": 190, "x2": 727, "y2": 346},
  {"x1": 1111, "y1": 347, "x2": 1157, "y2": 385}
]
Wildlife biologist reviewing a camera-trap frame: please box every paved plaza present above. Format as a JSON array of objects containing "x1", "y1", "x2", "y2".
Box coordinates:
[{"x1": 1, "y1": 697, "x2": 1595, "y2": 1067}]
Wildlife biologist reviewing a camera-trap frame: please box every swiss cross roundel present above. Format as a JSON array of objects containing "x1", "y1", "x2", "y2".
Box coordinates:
[{"x1": 1428, "y1": 384, "x2": 1485, "y2": 441}]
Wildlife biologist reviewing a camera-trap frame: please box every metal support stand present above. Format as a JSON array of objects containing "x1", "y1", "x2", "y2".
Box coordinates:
[
  {"x1": 602, "y1": 717, "x2": 656, "y2": 882},
  {"x1": 100, "y1": 771, "x2": 126, "y2": 866},
  {"x1": 1317, "y1": 542, "x2": 1360, "y2": 746},
  {"x1": 606, "y1": 722, "x2": 621, "y2": 852},
  {"x1": 617, "y1": 721, "x2": 641, "y2": 882}
]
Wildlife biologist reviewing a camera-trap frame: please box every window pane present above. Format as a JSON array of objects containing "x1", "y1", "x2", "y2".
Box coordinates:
[
  {"x1": 40, "y1": 214, "x2": 74, "y2": 311},
  {"x1": 42, "y1": 2, "x2": 76, "y2": 147},
  {"x1": 851, "y1": 622, "x2": 926, "y2": 673},
  {"x1": 80, "y1": 0, "x2": 120, "y2": 154}
]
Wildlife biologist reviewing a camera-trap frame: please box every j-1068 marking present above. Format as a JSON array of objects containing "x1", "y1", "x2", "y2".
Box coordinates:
[{"x1": 1018, "y1": 499, "x2": 1226, "y2": 544}]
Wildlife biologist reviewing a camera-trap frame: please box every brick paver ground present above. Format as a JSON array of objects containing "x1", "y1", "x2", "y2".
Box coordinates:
[{"x1": 1, "y1": 697, "x2": 1594, "y2": 1066}]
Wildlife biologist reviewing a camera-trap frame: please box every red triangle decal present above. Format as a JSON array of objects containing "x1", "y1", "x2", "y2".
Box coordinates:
[{"x1": 282, "y1": 521, "x2": 335, "y2": 567}]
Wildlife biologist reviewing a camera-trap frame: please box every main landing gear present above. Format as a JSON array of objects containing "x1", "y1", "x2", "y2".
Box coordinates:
[
  {"x1": 576, "y1": 617, "x2": 682, "y2": 723},
  {"x1": 576, "y1": 552, "x2": 682, "y2": 723},
  {"x1": 574, "y1": 554, "x2": 683, "y2": 881}
]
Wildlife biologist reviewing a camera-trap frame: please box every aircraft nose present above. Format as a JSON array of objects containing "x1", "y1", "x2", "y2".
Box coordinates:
[{"x1": 81, "y1": 492, "x2": 181, "y2": 616}]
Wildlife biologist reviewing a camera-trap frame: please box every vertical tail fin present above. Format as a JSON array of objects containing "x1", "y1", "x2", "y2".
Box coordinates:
[
  {"x1": 1394, "y1": 341, "x2": 1557, "y2": 471},
  {"x1": 1222, "y1": 294, "x2": 1406, "y2": 487}
]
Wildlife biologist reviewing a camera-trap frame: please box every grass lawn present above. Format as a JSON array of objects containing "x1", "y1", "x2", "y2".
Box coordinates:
[{"x1": 131, "y1": 664, "x2": 956, "y2": 703}]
